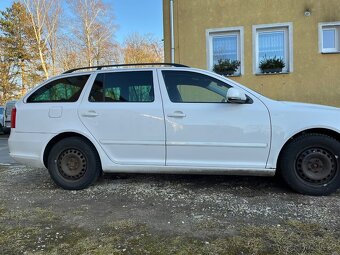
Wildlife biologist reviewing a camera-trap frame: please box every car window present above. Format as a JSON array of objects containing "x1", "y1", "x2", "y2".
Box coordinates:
[
  {"x1": 0, "y1": 108, "x2": 3, "y2": 115},
  {"x1": 89, "y1": 71, "x2": 154, "y2": 103},
  {"x1": 27, "y1": 75, "x2": 90, "y2": 103},
  {"x1": 177, "y1": 85, "x2": 224, "y2": 102},
  {"x1": 162, "y1": 71, "x2": 230, "y2": 103},
  {"x1": 5, "y1": 103, "x2": 15, "y2": 116}
]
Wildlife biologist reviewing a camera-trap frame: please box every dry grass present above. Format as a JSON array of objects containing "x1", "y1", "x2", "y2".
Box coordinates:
[{"x1": 0, "y1": 202, "x2": 339, "y2": 255}]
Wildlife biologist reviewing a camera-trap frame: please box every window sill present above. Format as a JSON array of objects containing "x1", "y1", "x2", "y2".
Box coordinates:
[
  {"x1": 321, "y1": 51, "x2": 340, "y2": 54},
  {"x1": 255, "y1": 72, "x2": 290, "y2": 76}
]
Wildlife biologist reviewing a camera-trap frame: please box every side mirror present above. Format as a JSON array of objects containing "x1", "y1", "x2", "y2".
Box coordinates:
[{"x1": 226, "y1": 88, "x2": 247, "y2": 104}]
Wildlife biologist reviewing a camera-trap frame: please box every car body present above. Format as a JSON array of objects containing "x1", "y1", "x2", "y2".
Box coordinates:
[
  {"x1": 3, "y1": 100, "x2": 17, "y2": 134},
  {"x1": 0, "y1": 106, "x2": 4, "y2": 132},
  {"x1": 8, "y1": 64, "x2": 340, "y2": 195}
]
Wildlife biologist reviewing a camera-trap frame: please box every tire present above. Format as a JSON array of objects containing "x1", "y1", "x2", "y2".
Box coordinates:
[
  {"x1": 279, "y1": 133, "x2": 340, "y2": 196},
  {"x1": 47, "y1": 137, "x2": 101, "y2": 190}
]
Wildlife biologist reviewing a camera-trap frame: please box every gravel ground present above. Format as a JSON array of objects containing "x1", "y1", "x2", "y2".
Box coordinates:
[{"x1": 0, "y1": 164, "x2": 339, "y2": 254}]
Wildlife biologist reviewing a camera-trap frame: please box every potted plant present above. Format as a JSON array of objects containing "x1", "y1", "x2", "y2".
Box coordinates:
[
  {"x1": 259, "y1": 56, "x2": 285, "y2": 74},
  {"x1": 213, "y1": 59, "x2": 241, "y2": 76}
]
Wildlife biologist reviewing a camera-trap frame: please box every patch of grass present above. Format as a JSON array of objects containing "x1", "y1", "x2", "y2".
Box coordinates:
[
  {"x1": 107, "y1": 219, "x2": 140, "y2": 231},
  {"x1": 0, "y1": 227, "x2": 43, "y2": 254},
  {"x1": 0, "y1": 203, "x2": 339, "y2": 255},
  {"x1": 208, "y1": 220, "x2": 340, "y2": 255},
  {"x1": 0, "y1": 204, "x2": 6, "y2": 217},
  {"x1": 27, "y1": 220, "x2": 340, "y2": 255},
  {"x1": 195, "y1": 218, "x2": 221, "y2": 230}
]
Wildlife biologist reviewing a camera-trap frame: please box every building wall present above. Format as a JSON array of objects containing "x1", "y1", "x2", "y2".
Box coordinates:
[{"x1": 163, "y1": 0, "x2": 340, "y2": 107}]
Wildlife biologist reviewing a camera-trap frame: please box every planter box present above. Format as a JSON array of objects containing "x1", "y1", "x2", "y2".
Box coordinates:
[
  {"x1": 261, "y1": 68, "x2": 283, "y2": 74},
  {"x1": 216, "y1": 70, "x2": 236, "y2": 76}
]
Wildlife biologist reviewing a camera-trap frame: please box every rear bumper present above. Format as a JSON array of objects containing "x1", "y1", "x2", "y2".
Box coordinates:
[
  {"x1": 8, "y1": 131, "x2": 54, "y2": 169},
  {"x1": 9, "y1": 153, "x2": 43, "y2": 168}
]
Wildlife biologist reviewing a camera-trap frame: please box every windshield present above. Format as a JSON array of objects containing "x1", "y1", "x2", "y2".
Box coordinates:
[{"x1": 5, "y1": 103, "x2": 15, "y2": 115}]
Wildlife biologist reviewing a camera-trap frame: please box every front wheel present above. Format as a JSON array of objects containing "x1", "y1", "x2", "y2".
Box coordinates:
[
  {"x1": 279, "y1": 133, "x2": 340, "y2": 196},
  {"x1": 48, "y1": 137, "x2": 101, "y2": 190}
]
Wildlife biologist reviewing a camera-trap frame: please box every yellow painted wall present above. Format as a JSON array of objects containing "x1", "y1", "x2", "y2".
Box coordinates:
[{"x1": 163, "y1": 0, "x2": 340, "y2": 107}]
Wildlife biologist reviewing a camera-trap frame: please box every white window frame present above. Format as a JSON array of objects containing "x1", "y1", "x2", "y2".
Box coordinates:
[
  {"x1": 253, "y1": 22, "x2": 293, "y2": 74},
  {"x1": 206, "y1": 26, "x2": 244, "y2": 76},
  {"x1": 319, "y1": 22, "x2": 340, "y2": 53}
]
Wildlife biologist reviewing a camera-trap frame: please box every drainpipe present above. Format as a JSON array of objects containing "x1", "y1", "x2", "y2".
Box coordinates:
[{"x1": 170, "y1": 0, "x2": 175, "y2": 63}]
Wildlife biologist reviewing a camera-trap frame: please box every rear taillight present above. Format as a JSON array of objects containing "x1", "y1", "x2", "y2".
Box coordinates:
[{"x1": 11, "y1": 107, "x2": 16, "y2": 129}]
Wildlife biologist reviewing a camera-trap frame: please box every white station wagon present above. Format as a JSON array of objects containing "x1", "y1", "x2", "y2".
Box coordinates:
[{"x1": 8, "y1": 64, "x2": 340, "y2": 195}]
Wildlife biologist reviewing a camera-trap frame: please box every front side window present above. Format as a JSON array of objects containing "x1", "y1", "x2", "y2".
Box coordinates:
[
  {"x1": 319, "y1": 23, "x2": 340, "y2": 53},
  {"x1": 162, "y1": 71, "x2": 230, "y2": 103},
  {"x1": 89, "y1": 71, "x2": 154, "y2": 103},
  {"x1": 27, "y1": 75, "x2": 90, "y2": 103},
  {"x1": 254, "y1": 23, "x2": 292, "y2": 74}
]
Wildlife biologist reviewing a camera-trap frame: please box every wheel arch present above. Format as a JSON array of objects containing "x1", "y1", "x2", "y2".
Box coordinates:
[
  {"x1": 43, "y1": 132, "x2": 102, "y2": 169},
  {"x1": 276, "y1": 128, "x2": 340, "y2": 170}
]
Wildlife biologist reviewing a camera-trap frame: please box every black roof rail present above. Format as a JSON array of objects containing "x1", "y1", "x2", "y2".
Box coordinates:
[{"x1": 63, "y1": 63, "x2": 189, "y2": 74}]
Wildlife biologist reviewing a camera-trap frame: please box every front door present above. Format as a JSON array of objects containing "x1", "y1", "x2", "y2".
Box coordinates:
[
  {"x1": 157, "y1": 69, "x2": 271, "y2": 169},
  {"x1": 79, "y1": 70, "x2": 165, "y2": 165}
]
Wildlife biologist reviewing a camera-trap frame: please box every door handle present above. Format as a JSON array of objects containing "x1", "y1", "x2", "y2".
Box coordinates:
[
  {"x1": 81, "y1": 110, "x2": 99, "y2": 117},
  {"x1": 167, "y1": 111, "x2": 186, "y2": 118}
]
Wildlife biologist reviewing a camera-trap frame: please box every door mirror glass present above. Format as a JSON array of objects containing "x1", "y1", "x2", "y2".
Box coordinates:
[{"x1": 226, "y1": 88, "x2": 247, "y2": 104}]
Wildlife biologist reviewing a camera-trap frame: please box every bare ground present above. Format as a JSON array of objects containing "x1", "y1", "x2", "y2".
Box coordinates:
[{"x1": 0, "y1": 164, "x2": 339, "y2": 255}]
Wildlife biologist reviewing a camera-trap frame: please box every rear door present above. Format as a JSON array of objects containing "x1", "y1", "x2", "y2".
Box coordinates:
[{"x1": 79, "y1": 70, "x2": 165, "y2": 165}]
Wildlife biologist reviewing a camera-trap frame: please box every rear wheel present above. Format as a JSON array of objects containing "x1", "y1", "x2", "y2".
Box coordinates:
[
  {"x1": 48, "y1": 137, "x2": 101, "y2": 190},
  {"x1": 279, "y1": 133, "x2": 340, "y2": 196}
]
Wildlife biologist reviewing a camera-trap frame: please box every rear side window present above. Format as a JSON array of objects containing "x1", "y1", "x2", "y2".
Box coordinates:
[
  {"x1": 89, "y1": 71, "x2": 154, "y2": 103},
  {"x1": 27, "y1": 75, "x2": 90, "y2": 103}
]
